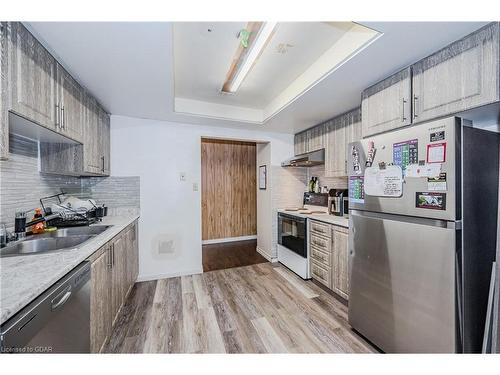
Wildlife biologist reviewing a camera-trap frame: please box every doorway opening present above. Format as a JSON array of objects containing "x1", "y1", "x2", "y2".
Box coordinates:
[{"x1": 201, "y1": 138, "x2": 267, "y2": 272}]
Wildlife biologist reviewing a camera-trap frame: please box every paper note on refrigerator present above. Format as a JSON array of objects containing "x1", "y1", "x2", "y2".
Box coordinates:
[
  {"x1": 405, "y1": 163, "x2": 441, "y2": 178},
  {"x1": 364, "y1": 165, "x2": 403, "y2": 197}
]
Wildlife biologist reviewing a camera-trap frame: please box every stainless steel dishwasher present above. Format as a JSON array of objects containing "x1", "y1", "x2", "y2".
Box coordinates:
[{"x1": 0, "y1": 262, "x2": 91, "y2": 353}]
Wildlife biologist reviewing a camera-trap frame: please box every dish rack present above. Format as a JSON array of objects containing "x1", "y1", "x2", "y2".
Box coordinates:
[{"x1": 40, "y1": 192, "x2": 101, "y2": 227}]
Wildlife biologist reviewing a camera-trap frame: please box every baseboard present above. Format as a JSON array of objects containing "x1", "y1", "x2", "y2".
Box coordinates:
[
  {"x1": 202, "y1": 235, "x2": 257, "y2": 245},
  {"x1": 257, "y1": 246, "x2": 278, "y2": 263},
  {"x1": 136, "y1": 268, "x2": 203, "y2": 282}
]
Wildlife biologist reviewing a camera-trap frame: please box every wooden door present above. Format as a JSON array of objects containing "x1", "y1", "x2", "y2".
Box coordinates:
[
  {"x1": 412, "y1": 22, "x2": 499, "y2": 123},
  {"x1": 361, "y1": 67, "x2": 412, "y2": 138},
  {"x1": 98, "y1": 106, "x2": 110, "y2": 175},
  {"x1": 57, "y1": 64, "x2": 83, "y2": 142},
  {"x1": 201, "y1": 139, "x2": 257, "y2": 241},
  {"x1": 8, "y1": 22, "x2": 57, "y2": 130},
  {"x1": 345, "y1": 108, "x2": 362, "y2": 171},
  {"x1": 332, "y1": 227, "x2": 349, "y2": 300},
  {"x1": 0, "y1": 22, "x2": 9, "y2": 160},
  {"x1": 90, "y1": 247, "x2": 112, "y2": 353}
]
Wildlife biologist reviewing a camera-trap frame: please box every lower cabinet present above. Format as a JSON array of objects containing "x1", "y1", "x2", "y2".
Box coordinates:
[
  {"x1": 89, "y1": 220, "x2": 139, "y2": 353},
  {"x1": 309, "y1": 219, "x2": 349, "y2": 300}
]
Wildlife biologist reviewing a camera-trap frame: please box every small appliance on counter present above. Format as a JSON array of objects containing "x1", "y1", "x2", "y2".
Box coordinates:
[{"x1": 328, "y1": 189, "x2": 348, "y2": 217}]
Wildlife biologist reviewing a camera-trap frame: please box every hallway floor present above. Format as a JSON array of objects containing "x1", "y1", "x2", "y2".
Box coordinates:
[{"x1": 202, "y1": 239, "x2": 267, "y2": 272}]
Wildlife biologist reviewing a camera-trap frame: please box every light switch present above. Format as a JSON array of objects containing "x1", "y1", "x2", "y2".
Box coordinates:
[
  {"x1": 179, "y1": 172, "x2": 186, "y2": 181},
  {"x1": 193, "y1": 182, "x2": 199, "y2": 192}
]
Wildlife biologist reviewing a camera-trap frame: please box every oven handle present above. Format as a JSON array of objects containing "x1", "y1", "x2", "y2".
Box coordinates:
[{"x1": 278, "y1": 212, "x2": 306, "y2": 223}]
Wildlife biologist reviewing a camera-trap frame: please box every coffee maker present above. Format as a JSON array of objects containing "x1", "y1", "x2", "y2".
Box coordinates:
[{"x1": 328, "y1": 189, "x2": 348, "y2": 216}]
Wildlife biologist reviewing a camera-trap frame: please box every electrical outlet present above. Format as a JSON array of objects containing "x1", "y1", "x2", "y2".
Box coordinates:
[
  {"x1": 179, "y1": 172, "x2": 186, "y2": 181},
  {"x1": 193, "y1": 182, "x2": 199, "y2": 192}
]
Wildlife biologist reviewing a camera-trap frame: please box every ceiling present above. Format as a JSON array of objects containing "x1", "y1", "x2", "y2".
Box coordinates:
[{"x1": 26, "y1": 21, "x2": 488, "y2": 134}]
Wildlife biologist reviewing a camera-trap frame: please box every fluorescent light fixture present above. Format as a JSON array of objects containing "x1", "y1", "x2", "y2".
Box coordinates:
[{"x1": 225, "y1": 22, "x2": 277, "y2": 93}]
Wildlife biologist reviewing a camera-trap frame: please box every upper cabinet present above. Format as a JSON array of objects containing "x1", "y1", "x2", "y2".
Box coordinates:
[
  {"x1": 8, "y1": 22, "x2": 58, "y2": 131},
  {"x1": 0, "y1": 22, "x2": 9, "y2": 160},
  {"x1": 294, "y1": 131, "x2": 308, "y2": 155},
  {"x1": 325, "y1": 107, "x2": 361, "y2": 177},
  {"x1": 82, "y1": 93, "x2": 110, "y2": 176},
  {"x1": 56, "y1": 64, "x2": 84, "y2": 142},
  {"x1": 293, "y1": 123, "x2": 326, "y2": 156},
  {"x1": 361, "y1": 22, "x2": 500, "y2": 138},
  {"x1": 412, "y1": 22, "x2": 499, "y2": 123},
  {"x1": 2, "y1": 22, "x2": 110, "y2": 175},
  {"x1": 361, "y1": 67, "x2": 412, "y2": 138}
]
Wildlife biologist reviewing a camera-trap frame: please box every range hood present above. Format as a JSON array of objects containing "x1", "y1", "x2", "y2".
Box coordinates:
[{"x1": 281, "y1": 149, "x2": 325, "y2": 167}]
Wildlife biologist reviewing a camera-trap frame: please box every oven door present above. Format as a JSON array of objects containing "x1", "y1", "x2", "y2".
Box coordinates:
[{"x1": 278, "y1": 213, "x2": 307, "y2": 258}]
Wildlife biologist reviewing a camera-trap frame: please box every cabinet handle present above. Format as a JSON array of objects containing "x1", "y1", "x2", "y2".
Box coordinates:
[
  {"x1": 55, "y1": 104, "x2": 60, "y2": 128},
  {"x1": 107, "y1": 247, "x2": 112, "y2": 268},
  {"x1": 102, "y1": 156, "x2": 105, "y2": 173},
  {"x1": 112, "y1": 244, "x2": 115, "y2": 267},
  {"x1": 61, "y1": 106, "x2": 65, "y2": 130},
  {"x1": 413, "y1": 95, "x2": 418, "y2": 120},
  {"x1": 401, "y1": 98, "x2": 407, "y2": 122}
]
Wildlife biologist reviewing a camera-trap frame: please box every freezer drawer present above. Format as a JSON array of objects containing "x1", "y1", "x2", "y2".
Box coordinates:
[{"x1": 348, "y1": 210, "x2": 457, "y2": 353}]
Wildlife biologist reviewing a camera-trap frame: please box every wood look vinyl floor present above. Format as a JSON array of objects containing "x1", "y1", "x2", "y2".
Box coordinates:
[
  {"x1": 103, "y1": 263, "x2": 377, "y2": 353},
  {"x1": 202, "y1": 239, "x2": 267, "y2": 272}
]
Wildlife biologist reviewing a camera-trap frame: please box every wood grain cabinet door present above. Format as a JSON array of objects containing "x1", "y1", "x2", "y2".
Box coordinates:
[
  {"x1": 98, "y1": 105, "x2": 110, "y2": 175},
  {"x1": 294, "y1": 131, "x2": 308, "y2": 156},
  {"x1": 0, "y1": 22, "x2": 9, "y2": 160},
  {"x1": 345, "y1": 108, "x2": 362, "y2": 170},
  {"x1": 325, "y1": 116, "x2": 346, "y2": 177},
  {"x1": 332, "y1": 227, "x2": 349, "y2": 300},
  {"x1": 412, "y1": 22, "x2": 499, "y2": 123},
  {"x1": 57, "y1": 64, "x2": 84, "y2": 142},
  {"x1": 90, "y1": 247, "x2": 112, "y2": 353},
  {"x1": 361, "y1": 67, "x2": 412, "y2": 138},
  {"x1": 82, "y1": 92, "x2": 101, "y2": 174},
  {"x1": 111, "y1": 234, "x2": 128, "y2": 321},
  {"x1": 8, "y1": 22, "x2": 57, "y2": 130}
]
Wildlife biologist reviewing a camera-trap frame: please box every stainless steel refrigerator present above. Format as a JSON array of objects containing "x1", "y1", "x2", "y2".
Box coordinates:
[{"x1": 347, "y1": 116, "x2": 499, "y2": 353}]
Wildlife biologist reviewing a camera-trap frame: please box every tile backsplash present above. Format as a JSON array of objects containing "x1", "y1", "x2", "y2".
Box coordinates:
[{"x1": 0, "y1": 135, "x2": 140, "y2": 229}]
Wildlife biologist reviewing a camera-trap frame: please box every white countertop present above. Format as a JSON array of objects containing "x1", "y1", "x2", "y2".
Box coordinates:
[
  {"x1": 277, "y1": 209, "x2": 349, "y2": 228},
  {"x1": 0, "y1": 214, "x2": 139, "y2": 325}
]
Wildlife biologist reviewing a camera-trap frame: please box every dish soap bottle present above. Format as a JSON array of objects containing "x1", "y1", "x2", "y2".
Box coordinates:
[{"x1": 31, "y1": 208, "x2": 45, "y2": 234}]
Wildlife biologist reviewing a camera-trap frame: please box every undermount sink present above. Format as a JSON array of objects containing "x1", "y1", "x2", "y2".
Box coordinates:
[
  {"x1": 0, "y1": 225, "x2": 112, "y2": 258},
  {"x1": 0, "y1": 235, "x2": 94, "y2": 257}
]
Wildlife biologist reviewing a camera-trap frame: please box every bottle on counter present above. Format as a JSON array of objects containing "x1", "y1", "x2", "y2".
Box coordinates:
[{"x1": 31, "y1": 208, "x2": 45, "y2": 234}]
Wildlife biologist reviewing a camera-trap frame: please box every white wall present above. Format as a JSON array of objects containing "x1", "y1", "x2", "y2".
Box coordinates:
[
  {"x1": 111, "y1": 115, "x2": 294, "y2": 281},
  {"x1": 256, "y1": 143, "x2": 272, "y2": 260}
]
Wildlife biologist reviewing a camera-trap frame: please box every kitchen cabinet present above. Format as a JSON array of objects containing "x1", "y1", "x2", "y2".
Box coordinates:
[
  {"x1": 412, "y1": 22, "x2": 499, "y2": 123},
  {"x1": 361, "y1": 67, "x2": 412, "y2": 138},
  {"x1": 325, "y1": 107, "x2": 361, "y2": 177},
  {"x1": 294, "y1": 131, "x2": 308, "y2": 155},
  {"x1": 83, "y1": 93, "x2": 110, "y2": 176},
  {"x1": 98, "y1": 105, "x2": 111, "y2": 175},
  {"x1": 307, "y1": 124, "x2": 326, "y2": 152},
  {"x1": 0, "y1": 22, "x2": 9, "y2": 160},
  {"x1": 88, "y1": 221, "x2": 139, "y2": 353},
  {"x1": 90, "y1": 245, "x2": 112, "y2": 353},
  {"x1": 332, "y1": 226, "x2": 349, "y2": 300},
  {"x1": 309, "y1": 219, "x2": 349, "y2": 300},
  {"x1": 8, "y1": 22, "x2": 58, "y2": 132},
  {"x1": 56, "y1": 64, "x2": 84, "y2": 142}
]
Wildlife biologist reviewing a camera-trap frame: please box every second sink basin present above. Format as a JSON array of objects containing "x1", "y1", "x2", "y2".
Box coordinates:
[
  {"x1": 0, "y1": 235, "x2": 94, "y2": 257},
  {"x1": 39, "y1": 225, "x2": 111, "y2": 238}
]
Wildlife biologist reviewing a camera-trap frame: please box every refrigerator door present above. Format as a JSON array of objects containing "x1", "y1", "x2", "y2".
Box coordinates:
[
  {"x1": 348, "y1": 210, "x2": 458, "y2": 353},
  {"x1": 347, "y1": 117, "x2": 459, "y2": 221}
]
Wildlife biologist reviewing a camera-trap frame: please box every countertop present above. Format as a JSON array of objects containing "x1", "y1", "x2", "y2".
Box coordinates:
[
  {"x1": 0, "y1": 214, "x2": 139, "y2": 325},
  {"x1": 277, "y1": 209, "x2": 349, "y2": 228}
]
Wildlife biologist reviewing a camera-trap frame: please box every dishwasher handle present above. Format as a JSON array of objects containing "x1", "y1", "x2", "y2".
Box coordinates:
[{"x1": 51, "y1": 286, "x2": 72, "y2": 311}]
